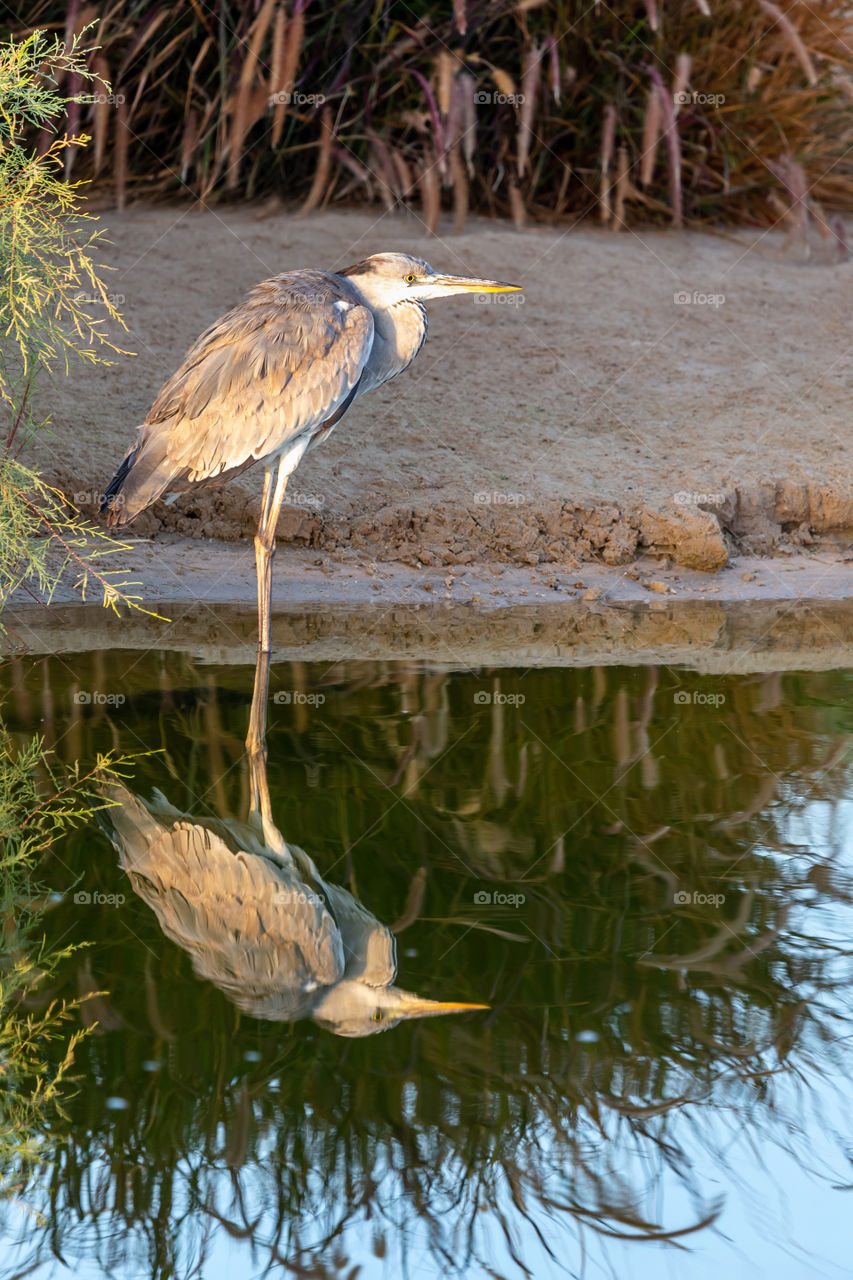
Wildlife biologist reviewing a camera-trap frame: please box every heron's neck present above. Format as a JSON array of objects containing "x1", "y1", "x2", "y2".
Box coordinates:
[{"x1": 366, "y1": 299, "x2": 427, "y2": 390}]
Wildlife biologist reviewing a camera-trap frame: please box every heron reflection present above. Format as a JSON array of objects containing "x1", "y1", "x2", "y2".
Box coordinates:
[{"x1": 102, "y1": 651, "x2": 487, "y2": 1037}]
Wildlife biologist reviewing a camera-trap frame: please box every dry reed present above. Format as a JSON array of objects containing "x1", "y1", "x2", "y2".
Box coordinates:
[{"x1": 11, "y1": 0, "x2": 853, "y2": 229}]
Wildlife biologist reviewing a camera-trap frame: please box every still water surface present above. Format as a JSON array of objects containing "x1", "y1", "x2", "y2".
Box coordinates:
[{"x1": 3, "y1": 650, "x2": 853, "y2": 1279}]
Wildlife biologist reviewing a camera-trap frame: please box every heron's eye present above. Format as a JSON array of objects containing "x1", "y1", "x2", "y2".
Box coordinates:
[
  {"x1": 405, "y1": 273, "x2": 417, "y2": 284},
  {"x1": 373, "y1": 1010, "x2": 384, "y2": 1022}
]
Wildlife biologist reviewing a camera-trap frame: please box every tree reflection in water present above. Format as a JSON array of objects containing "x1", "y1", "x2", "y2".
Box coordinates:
[{"x1": 2, "y1": 654, "x2": 853, "y2": 1278}]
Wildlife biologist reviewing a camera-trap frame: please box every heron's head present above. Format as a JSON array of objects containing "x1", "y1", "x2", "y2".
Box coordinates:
[
  {"x1": 312, "y1": 978, "x2": 488, "y2": 1038},
  {"x1": 339, "y1": 252, "x2": 521, "y2": 309}
]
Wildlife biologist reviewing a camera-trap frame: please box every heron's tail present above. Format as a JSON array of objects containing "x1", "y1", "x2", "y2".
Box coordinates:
[{"x1": 100, "y1": 426, "x2": 173, "y2": 527}]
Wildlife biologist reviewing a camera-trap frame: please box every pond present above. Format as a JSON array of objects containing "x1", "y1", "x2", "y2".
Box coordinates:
[{"x1": 3, "y1": 645, "x2": 853, "y2": 1279}]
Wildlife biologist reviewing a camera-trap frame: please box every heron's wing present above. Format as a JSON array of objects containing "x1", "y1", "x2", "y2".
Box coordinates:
[
  {"x1": 323, "y1": 883, "x2": 397, "y2": 988},
  {"x1": 116, "y1": 271, "x2": 374, "y2": 511},
  {"x1": 104, "y1": 787, "x2": 345, "y2": 1021},
  {"x1": 261, "y1": 838, "x2": 397, "y2": 986},
  {"x1": 146, "y1": 786, "x2": 275, "y2": 862}
]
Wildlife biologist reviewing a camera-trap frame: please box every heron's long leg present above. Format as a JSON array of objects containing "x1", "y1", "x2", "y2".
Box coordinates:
[
  {"x1": 245, "y1": 645, "x2": 268, "y2": 773},
  {"x1": 248, "y1": 463, "x2": 285, "y2": 815},
  {"x1": 253, "y1": 438, "x2": 310, "y2": 656},
  {"x1": 254, "y1": 465, "x2": 277, "y2": 658},
  {"x1": 245, "y1": 645, "x2": 293, "y2": 860},
  {"x1": 248, "y1": 438, "x2": 312, "y2": 810},
  {"x1": 246, "y1": 644, "x2": 271, "y2": 801}
]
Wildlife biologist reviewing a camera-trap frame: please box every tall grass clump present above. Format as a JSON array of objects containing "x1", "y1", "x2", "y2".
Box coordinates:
[{"x1": 12, "y1": 0, "x2": 853, "y2": 229}]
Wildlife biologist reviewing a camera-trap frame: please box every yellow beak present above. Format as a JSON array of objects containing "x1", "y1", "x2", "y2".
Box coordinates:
[
  {"x1": 396, "y1": 994, "x2": 490, "y2": 1020},
  {"x1": 431, "y1": 274, "x2": 522, "y2": 294}
]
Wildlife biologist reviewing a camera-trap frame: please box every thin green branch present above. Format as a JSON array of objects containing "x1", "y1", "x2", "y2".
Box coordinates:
[{"x1": 0, "y1": 26, "x2": 154, "y2": 618}]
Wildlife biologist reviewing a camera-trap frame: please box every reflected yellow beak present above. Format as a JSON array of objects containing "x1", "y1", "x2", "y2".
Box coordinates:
[
  {"x1": 396, "y1": 995, "x2": 490, "y2": 1019},
  {"x1": 431, "y1": 274, "x2": 522, "y2": 294}
]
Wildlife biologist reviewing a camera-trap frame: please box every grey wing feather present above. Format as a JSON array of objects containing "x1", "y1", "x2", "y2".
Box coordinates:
[
  {"x1": 110, "y1": 272, "x2": 374, "y2": 519},
  {"x1": 103, "y1": 786, "x2": 345, "y2": 1021},
  {"x1": 280, "y1": 839, "x2": 396, "y2": 986},
  {"x1": 322, "y1": 883, "x2": 397, "y2": 987}
]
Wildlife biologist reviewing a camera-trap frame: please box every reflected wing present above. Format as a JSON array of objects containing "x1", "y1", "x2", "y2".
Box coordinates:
[
  {"x1": 323, "y1": 882, "x2": 397, "y2": 988},
  {"x1": 104, "y1": 788, "x2": 345, "y2": 1021},
  {"x1": 268, "y1": 839, "x2": 397, "y2": 987},
  {"x1": 111, "y1": 270, "x2": 374, "y2": 516}
]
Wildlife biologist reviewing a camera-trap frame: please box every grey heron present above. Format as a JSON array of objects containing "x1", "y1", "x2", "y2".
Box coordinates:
[
  {"x1": 100, "y1": 776, "x2": 488, "y2": 1039},
  {"x1": 101, "y1": 252, "x2": 521, "y2": 652}
]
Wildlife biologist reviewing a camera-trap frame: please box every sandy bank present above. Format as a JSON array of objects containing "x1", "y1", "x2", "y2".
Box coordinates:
[{"x1": 31, "y1": 205, "x2": 853, "y2": 579}]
